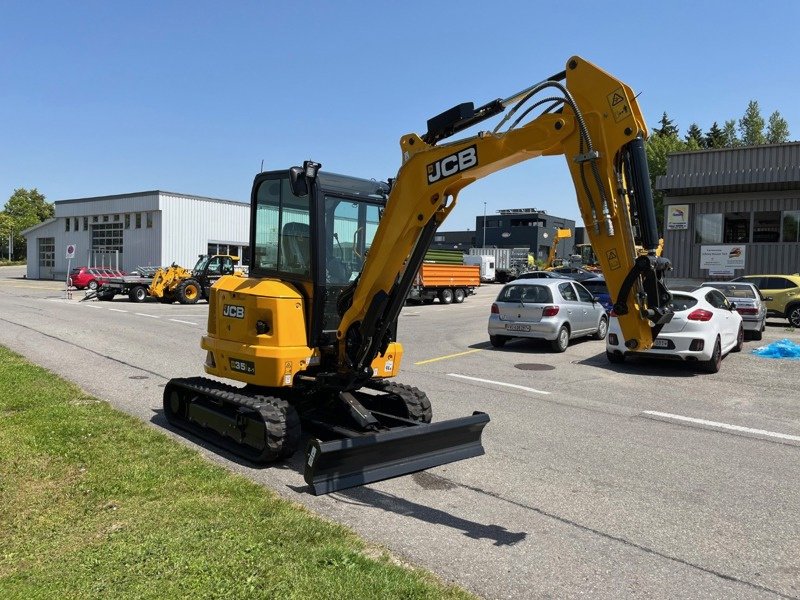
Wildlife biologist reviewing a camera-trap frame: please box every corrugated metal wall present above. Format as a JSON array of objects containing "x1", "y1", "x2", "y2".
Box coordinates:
[
  {"x1": 664, "y1": 192, "x2": 800, "y2": 278},
  {"x1": 159, "y1": 194, "x2": 249, "y2": 268}
]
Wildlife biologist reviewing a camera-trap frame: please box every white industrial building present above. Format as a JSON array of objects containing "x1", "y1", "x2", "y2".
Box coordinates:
[{"x1": 21, "y1": 190, "x2": 249, "y2": 280}]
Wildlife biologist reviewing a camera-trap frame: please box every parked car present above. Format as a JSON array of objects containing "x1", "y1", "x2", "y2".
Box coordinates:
[
  {"x1": 488, "y1": 279, "x2": 608, "y2": 352},
  {"x1": 698, "y1": 281, "x2": 767, "y2": 340},
  {"x1": 730, "y1": 273, "x2": 800, "y2": 327},
  {"x1": 580, "y1": 275, "x2": 613, "y2": 313},
  {"x1": 550, "y1": 266, "x2": 598, "y2": 281},
  {"x1": 514, "y1": 271, "x2": 569, "y2": 280},
  {"x1": 606, "y1": 287, "x2": 743, "y2": 373},
  {"x1": 68, "y1": 266, "x2": 125, "y2": 291}
]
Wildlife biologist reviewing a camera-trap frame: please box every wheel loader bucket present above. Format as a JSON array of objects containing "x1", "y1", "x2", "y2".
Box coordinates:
[{"x1": 304, "y1": 411, "x2": 489, "y2": 495}]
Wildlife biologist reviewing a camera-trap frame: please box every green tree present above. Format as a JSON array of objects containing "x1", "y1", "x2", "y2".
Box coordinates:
[
  {"x1": 766, "y1": 110, "x2": 790, "y2": 144},
  {"x1": 738, "y1": 100, "x2": 766, "y2": 146},
  {"x1": 704, "y1": 122, "x2": 726, "y2": 148},
  {"x1": 2, "y1": 188, "x2": 53, "y2": 260},
  {"x1": 685, "y1": 123, "x2": 705, "y2": 147},
  {"x1": 722, "y1": 119, "x2": 740, "y2": 147},
  {"x1": 645, "y1": 133, "x2": 688, "y2": 232},
  {"x1": 652, "y1": 112, "x2": 679, "y2": 137}
]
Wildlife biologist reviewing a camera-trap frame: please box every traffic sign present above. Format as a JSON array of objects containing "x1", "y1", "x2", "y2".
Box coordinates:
[{"x1": 66, "y1": 243, "x2": 76, "y2": 259}]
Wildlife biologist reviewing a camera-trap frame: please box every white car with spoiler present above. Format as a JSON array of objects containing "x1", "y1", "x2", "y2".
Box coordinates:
[{"x1": 606, "y1": 287, "x2": 744, "y2": 373}]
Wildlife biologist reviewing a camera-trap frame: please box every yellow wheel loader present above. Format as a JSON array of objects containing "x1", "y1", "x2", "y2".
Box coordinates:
[
  {"x1": 149, "y1": 254, "x2": 242, "y2": 304},
  {"x1": 164, "y1": 56, "x2": 673, "y2": 494}
]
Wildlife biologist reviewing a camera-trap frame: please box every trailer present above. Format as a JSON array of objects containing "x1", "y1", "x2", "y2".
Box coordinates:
[
  {"x1": 407, "y1": 263, "x2": 480, "y2": 304},
  {"x1": 91, "y1": 267, "x2": 160, "y2": 303},
  {"x1": 463, "y1": 254, "x2": 496, "y2": 282}
]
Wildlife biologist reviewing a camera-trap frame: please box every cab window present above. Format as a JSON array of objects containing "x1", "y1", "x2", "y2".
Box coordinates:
[
  {"x1": 574, "y1": 283, "x2": 593, "y2": 303},
  {"x1": 558, "y1": 282, "x2": 577, "y2": 301}
]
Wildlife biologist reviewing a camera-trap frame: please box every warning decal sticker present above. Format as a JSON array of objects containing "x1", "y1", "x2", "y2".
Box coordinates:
[
  {"x1": 606, "y1": 248, "x2": 621, "y2": 270},
  {"x1": 607, "y1": 88, "x2": 631, "y2": 123}
]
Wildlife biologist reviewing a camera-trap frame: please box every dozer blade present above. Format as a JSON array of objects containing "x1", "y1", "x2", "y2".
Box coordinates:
[{"x1": 304, "y1": 411, "x2": 489, "y2": 495}]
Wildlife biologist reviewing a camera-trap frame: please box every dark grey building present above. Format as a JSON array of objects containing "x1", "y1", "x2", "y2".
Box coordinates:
[
  {"x1": 657, "y1": 143, "x2": 800, "y2": 278},
  {"x1": 433, "y1": 208, "x2": 576, "y2": 260}
]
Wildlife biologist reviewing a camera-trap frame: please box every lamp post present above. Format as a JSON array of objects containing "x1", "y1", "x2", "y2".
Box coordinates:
[{"x1": 482, "y1": 202, "x2": 487, "y2": 247}]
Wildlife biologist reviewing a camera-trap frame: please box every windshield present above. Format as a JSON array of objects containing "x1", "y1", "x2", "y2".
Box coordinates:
[
  {"x1": 194, "y1": 256, "x2": 209, "y2": 272},
  {"x1": 582, "y1": 280, "x2": 609, "y2": 295},
  {"x1": 702, "y1": 283, "x2": 756, "y2": 299}
]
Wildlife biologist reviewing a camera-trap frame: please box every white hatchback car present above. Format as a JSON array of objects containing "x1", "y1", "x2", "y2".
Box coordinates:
[
  {"x1": 488, "y1": 279, "x2": 608, "y2": 352},
  {"x1": 606, "y1": 287, "x2": 744, "y2": 373}
]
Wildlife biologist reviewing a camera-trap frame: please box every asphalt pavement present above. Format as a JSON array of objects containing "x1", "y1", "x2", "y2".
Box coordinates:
[{"x1": 1, "y1": 265, "x2": 798, "y2": 599}]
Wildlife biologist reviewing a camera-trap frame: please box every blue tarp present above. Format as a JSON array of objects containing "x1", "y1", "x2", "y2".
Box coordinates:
[{"x1": 752, "y1": 338, "x2": 800, "y2": 360}]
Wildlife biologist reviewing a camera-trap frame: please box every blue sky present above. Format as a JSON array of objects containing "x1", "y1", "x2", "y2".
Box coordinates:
[{"x1": 2, "y1": 1, "x2": 798, "y2": 230}]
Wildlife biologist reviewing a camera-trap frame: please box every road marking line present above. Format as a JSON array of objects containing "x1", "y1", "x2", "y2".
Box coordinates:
[
  {"x1": 415, "y1": 349, "x2": 482, "y2": 365},
  {"x1": 108, "y1": 308, "x2": 128, "y2": 313},
  {"x1": 641, "y1": 411, "x2": 800, "y2": 443},
  {"x1": 135, "y1": 313, "x2": 160, "y2": 319},
  {"x1": 84, "y1": 304, "x2": 103, "y2": 309},
  {"x1": 170, "y1": 319, "x2": 198, "y2": 325},
  {"x1": 447, "y1": 373, "x2": 550, "y2": 395}
]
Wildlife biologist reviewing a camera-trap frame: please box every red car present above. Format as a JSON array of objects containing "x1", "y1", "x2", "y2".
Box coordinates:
[{"x1": 68, "y1": 267, "x2": 125, "y2": 290}]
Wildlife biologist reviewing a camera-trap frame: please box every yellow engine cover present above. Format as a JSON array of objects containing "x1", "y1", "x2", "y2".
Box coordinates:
[{"x1": 201, "y1": 276, "x2": 403, "y2": 387}]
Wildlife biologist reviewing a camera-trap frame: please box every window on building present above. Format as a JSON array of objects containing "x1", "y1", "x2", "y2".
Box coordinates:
[
  {"x1": 783, "y1": 211, "x2": 800, "y2": 242},
  {"x1": 38, "y1": 238, "x2": 55, "y2": 268},
  {"x1": 113, "y1": 214, "x2": 120, "y2": 222},
  {"x1": 124, "y1": 214, "x2": 130, "y2": 229},
  {"x1": 510, "y1": 218, "x2": 537, "y2": 227},
  {"x1": 74, "y1": 218, "x2": 79, "y2": 231},
  {"x1": 752, "y1": 211, "x2": 781, "y2": 243},
  {"x1": 695, "y1": 213, "x2": 723, "y2": 244},
  {"x1": 146, "y1": 212, "x2": 153, "y2": 228},
  {"x1": 434, "y1": 234, "x2": 445, "y2": 242},
  {"x1": 65, "y1": 218, "x2": 70, "y2": 232},
  {"x1": 83, "y1": 217, "x2": 88, "y2": 230},
  {"x1": 207, "y1": 243, "x2": 218, "y2": 256},
  {"x1": 485, "y1": 218, "x2": 501, "y2": 227},
  {"x1": 135, "y1": 213, "x2": 141, "y2": 228},
  {"x1": 92, "y1": 216, "x2": 98, "y2": 223},
  {"x1": 723, "y1": 212, "x2": 749, "y2": 243},
  {"x1": 102, "y1": 215, "x2": 109, "y2": 223},
  {"x1": 91, "y1": 223, "x2": 124, "y2": 255},
  {"x1": 241, "y1": 246, "x2": 250, "y2": 266}
]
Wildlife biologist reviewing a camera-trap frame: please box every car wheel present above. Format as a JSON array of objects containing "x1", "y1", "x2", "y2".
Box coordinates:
[
  {"x1": 733, "y1": 325, "x2": 744, "y2": 352},
  {"x1": 550, "y1": 326, "x2": 569, "y2": 353},
  {"x1": 128, "y1": 285, "x2": 148, "y2": 303},
  {"x1": 700, "y1": 337, "x2": 722, "y2": 373},
  {"x1": 752, "y1": 325, "x2": 763, "y2": 341},
  {"x1": 88, "y1": 280, "x2": 99, "y2": 291},
  {"x1": 438, "y1": 288, "x2": 454, "y2": 305},
  {"x1": 489, "y1": 335, "x2": 507, "y2": 348},
  {"x1": 606, "y1": 351, "x2": 625, "y2": 364},
  {"x1": 453, "y1": 288, "x2": 466, "y2": 304},
  {"x1": 787, "y1": 303, "x2": 800, "y2": 328},
  {"x1": 593, "y1": 316, "x2": 608, "y2": 340}
]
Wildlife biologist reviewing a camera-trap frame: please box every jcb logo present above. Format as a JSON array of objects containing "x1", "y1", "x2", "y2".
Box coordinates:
[
  {"x1": 223, "y1": 304, "x2": 245, "y2": 319},
  {"x1": 427, "y1": 145, "x2": 478, "y2": 184}
]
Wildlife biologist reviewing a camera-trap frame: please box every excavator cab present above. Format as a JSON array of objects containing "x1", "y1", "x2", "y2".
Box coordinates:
[{"x1": 250, "y1": 166, "x2": 390, "y2": 349}]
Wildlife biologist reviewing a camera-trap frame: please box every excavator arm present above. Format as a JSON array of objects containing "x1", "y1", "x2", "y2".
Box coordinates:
[{"x1": 336, "y1": 56, "x2": 673, "y2": 379}]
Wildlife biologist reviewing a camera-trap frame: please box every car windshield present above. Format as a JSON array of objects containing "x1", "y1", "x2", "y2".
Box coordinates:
[
  {"x1": 582, "y1": 280, "x2": 609, "y2": 295},
  {"x1": 497, "y1": 284, "x2": 552, "y2": 304},
  {"x1": 669, "y1": 294, "x2": 699, "y2": 312},
  {"x1": 702, "y1": 283, "x2": 756, "y2": 299}
]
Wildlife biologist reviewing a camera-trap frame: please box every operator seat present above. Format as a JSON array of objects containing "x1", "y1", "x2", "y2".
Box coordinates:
[{"x1": 281, "y1": 222, "x2": 311, "y2": 275}]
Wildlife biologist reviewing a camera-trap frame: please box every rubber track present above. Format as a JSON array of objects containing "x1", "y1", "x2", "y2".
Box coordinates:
[
  {"x1": 364, "y1": 380, "x2": 433, "y2": 423},
  {"x1": 164, "y1": 376, "x2": 300, "y2": 462}
]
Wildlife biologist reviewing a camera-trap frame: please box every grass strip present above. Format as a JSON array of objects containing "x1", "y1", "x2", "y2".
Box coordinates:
[{"x1": 0, "y1": 346, "x2": 474, "y2": 600}]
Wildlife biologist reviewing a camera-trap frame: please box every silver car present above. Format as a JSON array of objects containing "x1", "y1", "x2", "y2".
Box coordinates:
[
  {"x1": 698, "y1": 282, "x2": 767, "y2": 340},
  {"x1": 488, "y1": 279, "x2": 608, "y2": 352}
]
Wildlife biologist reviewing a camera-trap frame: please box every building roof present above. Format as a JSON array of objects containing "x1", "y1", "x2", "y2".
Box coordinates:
[
  {"x1": 54, "y1": 190, "x2": 247, "y2": 207},
  {"x1": 656, "y1": 142, "x2": 800, "y2": 195},
  {"x1": 20, "y1": 218, "x2": 56, "y2": 236}
]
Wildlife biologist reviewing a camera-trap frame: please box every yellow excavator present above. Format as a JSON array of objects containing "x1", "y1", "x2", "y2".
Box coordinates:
[
  {"x1": 163, "y1": 56, "x2": 673, "y2": 494},
  {"x1": 544, "y1": 228, "x2": 573, "y2": 269}
]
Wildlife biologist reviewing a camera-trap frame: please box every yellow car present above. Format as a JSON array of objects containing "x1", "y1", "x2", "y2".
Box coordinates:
[{"x1": 731, "y1": 274, "x2": 800, "y2": 328}]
